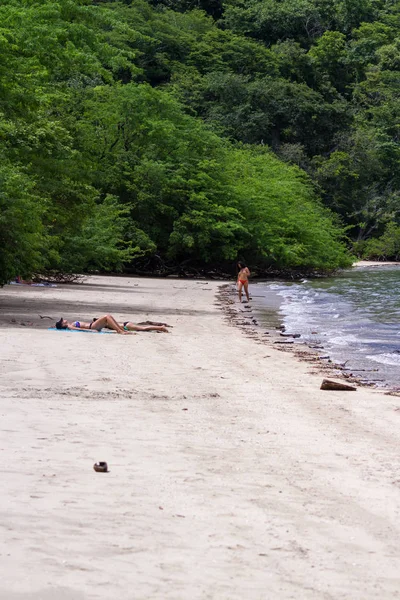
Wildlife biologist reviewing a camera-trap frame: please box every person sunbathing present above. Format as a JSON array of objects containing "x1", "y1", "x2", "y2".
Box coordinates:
[
  {"x1": 90, "y1": 318, "x2": 170, "y2": 333},
  {"x1": 121, "y1": 321, "x2": 169, "y2": 333},
  {"x1": 55, "y1": 315, "x2": 131, "y2": 335}
]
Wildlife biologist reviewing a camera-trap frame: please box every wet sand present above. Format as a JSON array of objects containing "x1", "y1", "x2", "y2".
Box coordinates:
[{"x1": 0, "y1": 276, "x2": 399, "y2": 599}]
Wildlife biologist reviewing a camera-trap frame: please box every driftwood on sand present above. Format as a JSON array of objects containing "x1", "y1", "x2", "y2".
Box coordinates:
[{"x1": 320, "y1": 379, "x2": 357, "y2": 391}]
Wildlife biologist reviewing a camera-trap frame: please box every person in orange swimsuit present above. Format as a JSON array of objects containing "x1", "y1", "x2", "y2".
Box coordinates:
[{"x1": 237, "y1": 261, "x2": 250, "y2": 303}]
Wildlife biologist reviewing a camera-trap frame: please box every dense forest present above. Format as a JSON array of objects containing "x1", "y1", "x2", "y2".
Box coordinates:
[{"x1": 1, "y1": 0, "x2": 399, "y2": 284}]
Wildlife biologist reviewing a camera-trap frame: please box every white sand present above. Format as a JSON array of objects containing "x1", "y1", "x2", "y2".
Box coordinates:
[
  {"x1": 353, "y1": 260, "x2": 400, "y2": 267},
  {"x1": 0, "y1": 276, "x2": 399, "y2": 600}
]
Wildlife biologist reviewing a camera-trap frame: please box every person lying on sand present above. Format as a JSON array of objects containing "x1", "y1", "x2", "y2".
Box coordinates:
[
  {"x1": 89, "y1": 317, "x2": 170, "y2": 333},
  {"x1": 137, "y1": 320, "x2": 172, "y2": 328},
  {"x1": 120, "y1": 321, "x2": 169, "y2": 333},
  {"x1": 55, "y1": 315, "x2": 131, "y2": 335},
  {"x1": 92, "y1": 319, "x2": 170, "y2": 333}
]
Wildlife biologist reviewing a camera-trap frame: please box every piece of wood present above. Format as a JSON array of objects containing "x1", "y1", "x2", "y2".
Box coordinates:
[
  {"x1": 320, "y1": 379, "x2": 357, "y2": 391},
  {"x1": 280, "y1": 332, "x2": 301, "y2": 338}
]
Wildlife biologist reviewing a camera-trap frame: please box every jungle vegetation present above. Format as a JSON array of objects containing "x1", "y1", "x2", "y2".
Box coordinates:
[{"x1": 1, "y1": 0, "x2": 399, "y2": 283}]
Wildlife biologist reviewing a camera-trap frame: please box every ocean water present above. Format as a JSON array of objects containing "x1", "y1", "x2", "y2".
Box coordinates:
[{"x1": 254, "y1": 265, "x2": 400, "y2": 389}]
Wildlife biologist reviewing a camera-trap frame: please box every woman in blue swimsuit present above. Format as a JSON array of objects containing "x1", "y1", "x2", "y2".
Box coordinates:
[{"x1": 55, "y1": 314, "x2": 130, "y2": 335}]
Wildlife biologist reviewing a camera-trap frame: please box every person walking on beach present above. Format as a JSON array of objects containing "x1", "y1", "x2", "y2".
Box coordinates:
[
  {"x1": 237, "y1": 261, "x2": 250, "y2": 303},
  {"x1": 55, "y1": 315, "x2": 131, "y2": 335}
]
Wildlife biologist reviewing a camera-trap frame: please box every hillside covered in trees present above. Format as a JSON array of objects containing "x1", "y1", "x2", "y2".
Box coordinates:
[{"x1": 1, "y1": 0, "x2": 399, "y2": 284}]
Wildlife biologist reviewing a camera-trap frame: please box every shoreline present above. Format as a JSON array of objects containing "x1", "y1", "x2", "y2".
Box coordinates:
[
  {"x1": 217, "y1": 282, "x2": 394, "y2": 393},
  {"x1": 1, "y1": 276, "x2": 400, "y2": 599}
]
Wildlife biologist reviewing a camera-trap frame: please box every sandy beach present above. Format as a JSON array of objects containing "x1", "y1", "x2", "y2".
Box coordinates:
[
  {"x1": 353, "y1": 260, "x2": 400, "y2": 267},
  {"x1": 1, "y1": 275, "x2": 400, "y2": 600}
]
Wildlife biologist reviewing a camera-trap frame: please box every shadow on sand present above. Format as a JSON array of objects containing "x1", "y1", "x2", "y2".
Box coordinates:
[{"x1": 0, "y1": 284, "x2": 215, "y2": 329}]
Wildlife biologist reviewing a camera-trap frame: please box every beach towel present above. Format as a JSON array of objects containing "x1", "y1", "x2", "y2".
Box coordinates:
[
  {"x1": 10, "y1": 281, "x2": 57, "y2": 287},
  {"x1": 48, "y1": 328, "x2": 114, "y2": 334}
]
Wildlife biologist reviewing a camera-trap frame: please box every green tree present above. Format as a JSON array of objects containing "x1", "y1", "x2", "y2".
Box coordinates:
[
  {"x1": 0, "y1": 162, "x2": 45, "y2": 285},
  {"x1": 226, "y1": 146, "x2": 352, "y2": 269},
  {"x1": 149, "y1": 0, "x2": 223, "y2": 19},
  {"x1": 357, "y1": 221, "x2": 400, "y2": 260}
]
